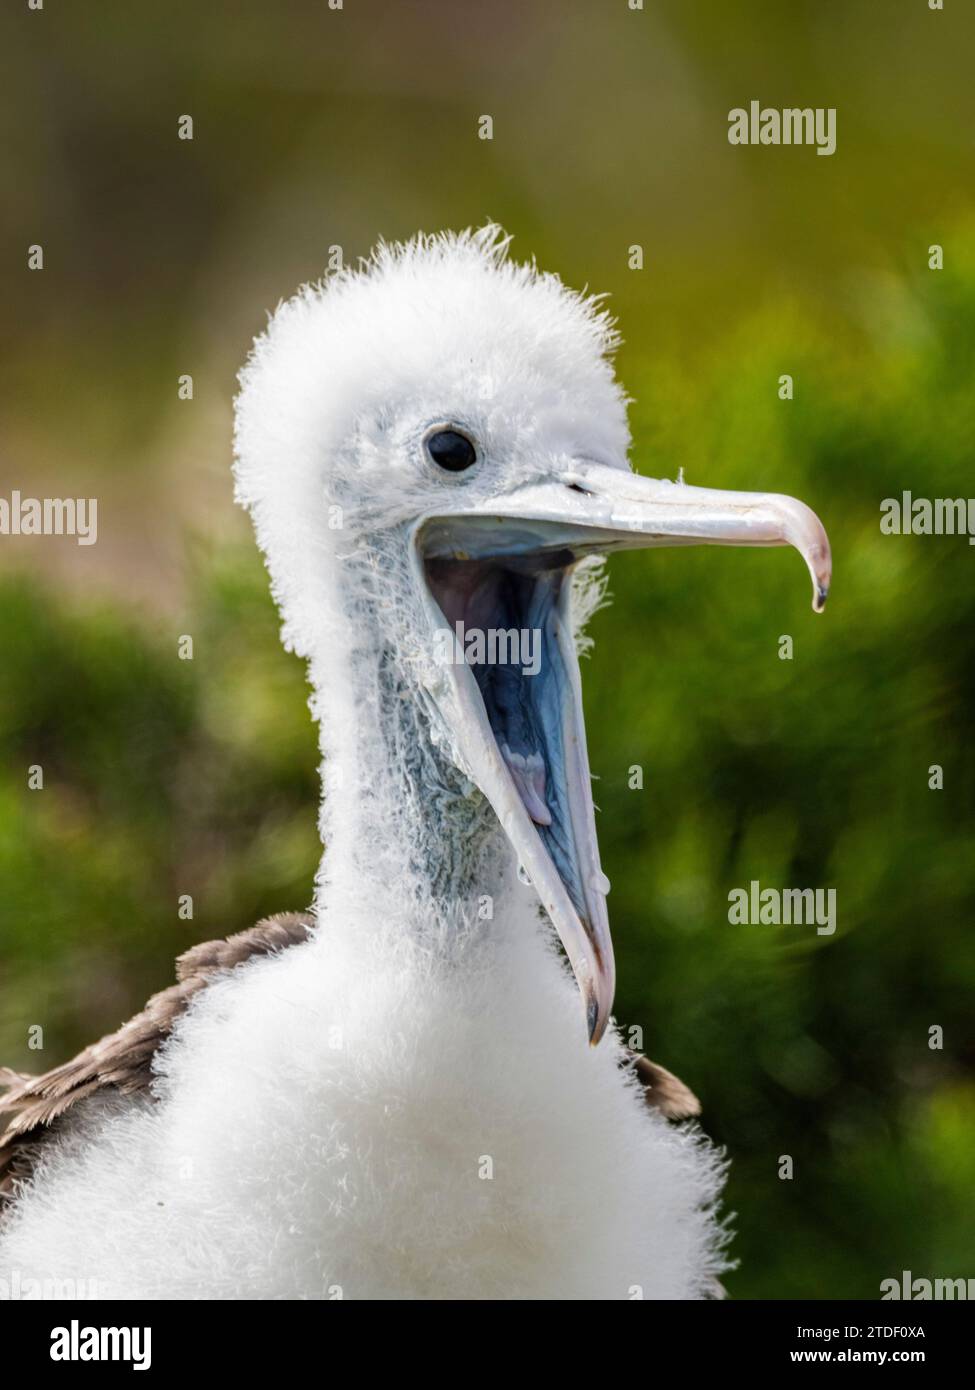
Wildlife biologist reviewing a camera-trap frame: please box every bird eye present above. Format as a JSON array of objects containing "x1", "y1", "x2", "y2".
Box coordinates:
[{"x1": 424, "y1": 427, "x2": 478, "y2": 474}]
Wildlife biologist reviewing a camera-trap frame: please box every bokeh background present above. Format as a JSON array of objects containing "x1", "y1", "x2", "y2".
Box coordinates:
[{"x1": 2, "y1": 0, "x2": 974, "y2": 1298}]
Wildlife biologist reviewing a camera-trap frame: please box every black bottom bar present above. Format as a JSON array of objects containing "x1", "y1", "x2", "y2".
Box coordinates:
[{"x1": 5, "y1": 1297, "x2": 967, "y2": 1374}]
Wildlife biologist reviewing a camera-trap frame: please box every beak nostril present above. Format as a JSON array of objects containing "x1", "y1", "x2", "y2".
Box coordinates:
[{"x1": 566, "y1": 482, "x2": 593, "y2": 497}]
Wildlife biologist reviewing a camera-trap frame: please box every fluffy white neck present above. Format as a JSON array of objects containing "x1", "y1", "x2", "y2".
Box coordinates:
[{"x1": 309, "y1": 532, "x2": 515, "y2": 937}]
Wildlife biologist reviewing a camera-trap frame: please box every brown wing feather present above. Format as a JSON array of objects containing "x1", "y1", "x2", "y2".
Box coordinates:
[
  {"x1": 0, "y1": 910, "x2": 314, "y2": 1211},
  {"x1": 623, "y1": 1050, "x2": 702, "y2": 1121}
]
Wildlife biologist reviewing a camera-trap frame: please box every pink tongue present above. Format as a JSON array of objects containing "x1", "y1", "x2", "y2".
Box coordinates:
[{"x1": 501, "y1": 745, "x2": 552, "y2": 826}]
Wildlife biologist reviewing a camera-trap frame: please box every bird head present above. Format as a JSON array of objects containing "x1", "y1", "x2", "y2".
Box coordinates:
[{"x1": 234, "y1": 225, "x2": 831, "y2": 1045}]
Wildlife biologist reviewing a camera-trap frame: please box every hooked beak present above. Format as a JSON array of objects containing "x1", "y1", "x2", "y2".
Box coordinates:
[{"x1": 413, "y1": 461, "x2": 831, "y2": 1044}]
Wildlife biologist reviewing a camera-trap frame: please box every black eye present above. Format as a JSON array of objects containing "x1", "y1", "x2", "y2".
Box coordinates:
[{"x1": 425, "y1": 428, "x2": 478, "y2": 473}]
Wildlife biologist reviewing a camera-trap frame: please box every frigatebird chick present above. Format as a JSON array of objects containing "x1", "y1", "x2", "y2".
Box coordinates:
[{"x1": 0, "y1": 227, "x2": 830, "y2": 1299}]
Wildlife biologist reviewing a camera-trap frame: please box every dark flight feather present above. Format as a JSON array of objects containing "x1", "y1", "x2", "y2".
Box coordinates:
[
  {"x1": 0, "y1": 911, "x2": 314, "y2": 1211},
  {"x1": 623, "y1": 1051, "x2": 702, "y2": 1121}
]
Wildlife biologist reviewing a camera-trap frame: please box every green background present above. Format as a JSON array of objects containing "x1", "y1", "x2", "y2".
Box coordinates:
[{"x1": 1, "y1": 0, "x2": 973, "y2": 1298}]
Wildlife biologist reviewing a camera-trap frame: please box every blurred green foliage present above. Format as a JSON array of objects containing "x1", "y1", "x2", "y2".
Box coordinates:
[
  {"x1": 0, "y1": 552, "x2": 319, "y2": 1063},
  {"x1": 1, "y1": 0, "x2": 974, "y2": 1300}
]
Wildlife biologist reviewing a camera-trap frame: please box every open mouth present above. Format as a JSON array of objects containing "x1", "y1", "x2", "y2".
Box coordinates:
[
  {"x1": 423, "y1": 548, "x2": 589, "y2": 898},
  {"x1": 411, "y1": 464, "x2": 832, "y2": 1044},
  {"x1": 418, "y1": 518, "x2": 616, "y2": 1043}
]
